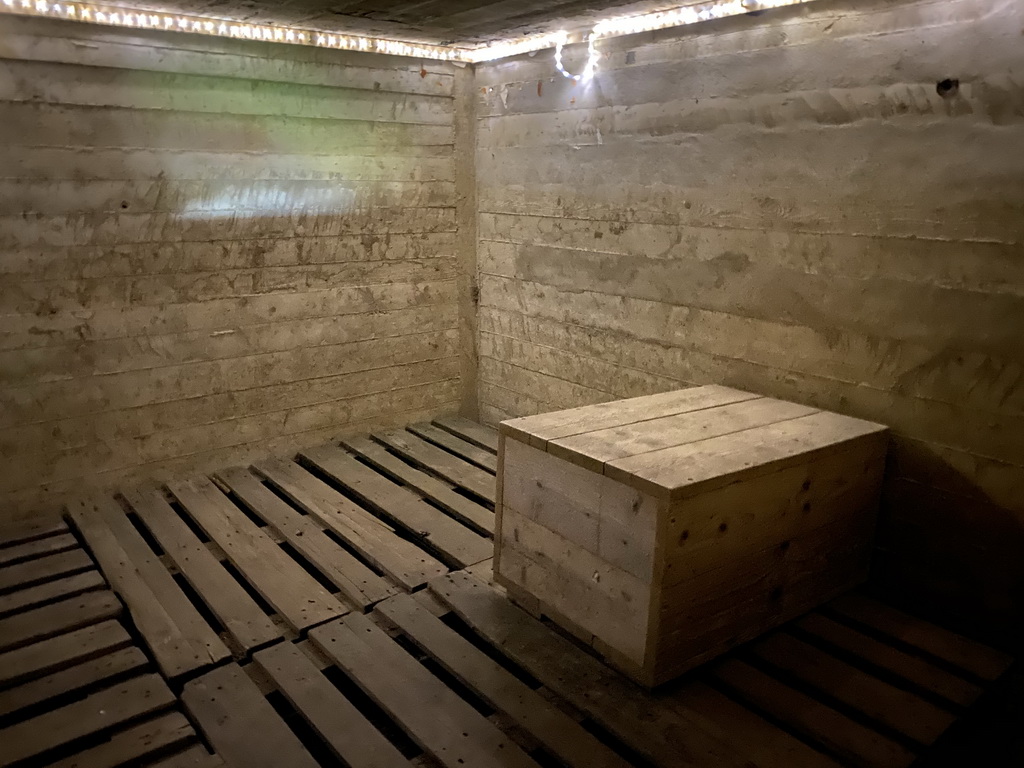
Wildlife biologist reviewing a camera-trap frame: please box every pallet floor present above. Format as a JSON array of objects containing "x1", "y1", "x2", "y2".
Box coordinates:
[
  {"x1": 0, "y1": 517, "x2": 222, "y2": 767},
  {"x1": 0, "y1": 416, "x2": 1015, "y2": 768}
]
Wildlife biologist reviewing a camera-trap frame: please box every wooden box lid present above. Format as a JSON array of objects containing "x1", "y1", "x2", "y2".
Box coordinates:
[{"x1": 500, "y1": 386, "x2": 888, "y2": 501}]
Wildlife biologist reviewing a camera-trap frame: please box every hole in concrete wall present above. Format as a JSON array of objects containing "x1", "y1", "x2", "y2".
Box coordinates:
[{"x1": 937, "y1": 78, "x2": 960, "y2": 98}]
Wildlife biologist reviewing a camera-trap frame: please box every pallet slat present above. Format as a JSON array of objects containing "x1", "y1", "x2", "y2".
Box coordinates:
[
  {"x1": 149, "y1": 745, "x2": 225, "y2": 768},
  {"x1": 0, "y1": 533, "x2": 78, "y2": 568},
  {"x1": 300, "y1": 444, "x2": 492, "y2": 568},
  {"x1": 217, "y1": 467, "x2": 398, "y2": 609},
  {"x1": 373, "y1": 430, "x2": 496, "y2": 503},
  {"x1": 795, "y1": 612, "x2": 984, "y2": 707},
  {"x1": 66, "y1": 495, "x2": 230, "y2": 679},
  {"x1": 253, "y1": 641, "x2": 413, "y2": 768},
  {"x1": 311, "y1": 613, "x2": 538, "y2": 768},
  {"x1": 342, "y1": 436, "x2": 494, "y2": 536},
  {"x1": 0, "y1": 570, "x2": 104, "y2": 617},
  {"x1": 0, "y1": 646, "x2": 149, "y2": 720},
  {"x1": 712, "y1": 658, "x2": 917, "y2": 768},
  {"x1": 182, "y1": 663, "x2": 320, "y2": 768},
  {"x1": 255, "y1": 458, "x2": 446, "y2": 591},
  {"x1": 0, "y1": 620, "x2": 132, "y2": 689},
  {"x1": 0, "y1": 674, "x2": 175, "y2": 768},
  {"x1": 123, "y1": 488, "x2": 282, "y2": 654},
  {"x1": 0, "y1": 549, "x2": 94, "y2": 593},
  {"x1": 749, "y1": 632, "x2": 956, "y2": 745},
  {"x1": 0, "y1": 517, "x2": 69, "y2": 550},
  {"x1": 0, "y1": 590, "x2": 121, "y2": 653},
  {"x1": 407, "y1": 423, "x2": 499, "y2": 473},
  {"x1": 667, "y1": 680, "x2": 842, "y2": 768},
  {"x1": 375, "y1": 592, "x2": 631, "y2": 768},
  {"x1": 432, "y1": 415, "x2": 500, "y2": 453},
  {"x1": 168, "y1": 476, "x2": 347, "y2": 632},
  {"x1": 429, "y1": 572, "x2": 749, "y2": 768},
  {"x1": 827, "y1": 594, "x2": 1014, "y2": 681},
  {"x1": 45, "y1": 711, "x2": 197, "y2": 768}
]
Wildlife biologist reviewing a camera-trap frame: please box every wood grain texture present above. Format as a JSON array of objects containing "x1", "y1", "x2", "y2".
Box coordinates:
[
  {"x1": 183, "y1": 664, "x2": 319, "y2": 768},
  {"x1": 0, "y1": 14, "x2": 462, "y2": 522},
  {"x1": 473, "y1": 0, "x2": 1024, "y2": 633},
  {"x1": 310, "y1": 612, "x2": 538, "y2": 768}
]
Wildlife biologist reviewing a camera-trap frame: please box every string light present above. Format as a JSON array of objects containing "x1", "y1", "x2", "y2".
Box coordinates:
[
  {"x1": 554, "y1": 32, "x2": 599, "y2": 82},
  {"x1": 591, "y1": 0, "x2": 807, "y2": 39},
  {"x1": 0, "y1": 0, "x2": 819, "y2": 63},
  {"x1": 0, "y1": 0, "x2": 464, "y2": 59}
]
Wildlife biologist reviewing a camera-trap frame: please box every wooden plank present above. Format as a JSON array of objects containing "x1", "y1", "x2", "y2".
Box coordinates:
[
  {"x1": 712, "y1": 659, "x2": 917, "y2": 768},
  {"x1": 407, "y1": 422, "x2": 499, "y2": 473},
  {"x1": 0, "y1": 620, "x2": 132, "y2": 688},
  {"x1": 375, "y1": 592, "x2": 631, "y2": 768},
  {"x1": 496, "y1": 508, "x2": 650, "y2": 666},
  {"x1": 0, "y1": 516, "x2": 68, "y2": 549},
  {"x1": 795, "y1": 612, "x2": 984, "y2": 708},
  {"x1": 0, "y1": 646, "x2": 148, "y2": 719},
  {"x1": 255, "y1": 458, "x2": 446, "y2": 591},
  {"x1": 123, "y1": 488, "x2": 282, "y2": 654},
  {"x1": 750, "y1": 632, "x2": 956, "y2": 745},
  {"x1": 300, "y1": 444, "x2": 491, "y2": 567},
  {"x1": 548, "y1": 397, "x2": 817, "y2": 473},
  {"x1": 500, "y1": 437, "x2": 658, "y2": 581},
  {"x1": 498, "y1": 386, "x2": 757, "y2": 448},
  {"x1": 606, "y1": 411, "x2": 888, "y2": 501},
  {"x1": 827, "y1": 593, "x2": 1014, "y2": 681},
  {"x1": 149, "y1": 745, "x2": 225, "y2": 768},
  {"x1": 0, "y1": 533, "x2": 78, "y2": 567},
  {"x1": 66, "y1": 495, "x2": 230, "y2": 679},
  {"x1": 342, "y1": 435, "x2": 494, "y2": 536},
  {"x1": 310, "y1": 613, "x2": 538, "y2": 768},
  {"x1": 0, "y1": 674, "x2": 175, "y2": 768},
  {"x1": 46, "y1": 712, "x2": 197, "y2": 768},
  {"x1": 216, "y1": 467, "x2": 397, "y2": 609},
  {"x1": 0, "y1": 590, "x2": 121, "y2": 653},
  {"x1": 432, "y1": 415, "x2": 499, "y2": 453},
  {"x1": 0, "y1": 548, "x2": 93, "y2": 593},
  {"x1": 0, "y1": 570, "x2": 104, "y2": 617},
  {"x1": 373, "y1": 429, "x2": 496, "y2": 503},
  {"x1": 168, "y1": 476, "x2": 346, "y2": 632},
  {"x1": 182, "y1": 663, "x2": 320, "y2": 768},
  {"x1": 429, "y1": 571, "x2": 749, "y2": 768},
  {"x1": 253, "y1": 641, "x2": 413, "y2": 768},
  {"x1": 666, "y1": 681, "x2": 841, "y2": 768}
]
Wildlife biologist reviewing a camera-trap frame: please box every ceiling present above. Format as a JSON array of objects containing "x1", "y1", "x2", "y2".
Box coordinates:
[{"x1": 108, "y1": 0, "x2": 693, "y2": 45}]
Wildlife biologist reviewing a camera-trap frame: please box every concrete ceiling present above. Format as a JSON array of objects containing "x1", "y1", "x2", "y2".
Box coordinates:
[{"x1": 110, "y1": 0, "x2": 692, "y2": 45}]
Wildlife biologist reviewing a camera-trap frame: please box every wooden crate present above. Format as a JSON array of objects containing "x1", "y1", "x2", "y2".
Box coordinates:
[{"x1": 495, "y1": 386, "x2": 889, "y2": 687}]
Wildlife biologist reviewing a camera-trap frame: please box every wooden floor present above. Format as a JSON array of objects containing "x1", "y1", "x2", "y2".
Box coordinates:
[{"x1": 0, "y1": 416, "x2": 1015, "y2": 768}]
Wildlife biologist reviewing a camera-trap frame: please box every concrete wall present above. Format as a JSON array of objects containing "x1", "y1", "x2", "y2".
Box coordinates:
[
  {"x1": 474, "y1": 0, "x2": 1024, "y2": 634},
  {"x1": 0, "y1": 15, "x2": 464, "y2": 520}
]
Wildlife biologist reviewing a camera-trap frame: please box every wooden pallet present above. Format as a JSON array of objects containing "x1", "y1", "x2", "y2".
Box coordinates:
[
  {"x1": 61, "y1": 419, "x2": 496, "y2": 682},
  {"x1": 431, "y1": 572, "x2": 1015, "y2": 768},
  {"x1": 169, "y1": 568, "x2": 1015, "y2": 768},
  {"x1": 11, "y1": 417, "x2": 1012, "y2": 768},
  {"x1": 0, "y1": 518, "x2": 221, "y2": 768}
]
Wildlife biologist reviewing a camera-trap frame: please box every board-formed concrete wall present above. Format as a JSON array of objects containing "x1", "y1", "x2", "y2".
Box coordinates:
[
  {"x1": 474, "y1": 0, "x2": 1024, "y2": 634},
  {"x1": 0, "y1": 15, "x2": 463, "y2": 520}
]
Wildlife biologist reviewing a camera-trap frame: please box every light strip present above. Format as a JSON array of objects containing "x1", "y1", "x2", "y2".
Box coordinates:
[
  {"x1": 466, "y1": 0, "x2": 817, "y2": 62},
  {"x1": 591, "y1": 0, "x2": 810, "y2": 38},
  {"x1": 0, "y1": 0, "x2": 818, "y2": 63},
  {"x1": 0, "y1": 0, "x2": 469, "y2": 60}
]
